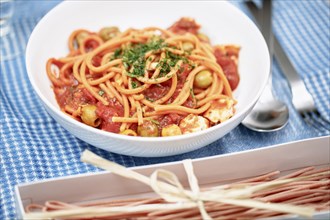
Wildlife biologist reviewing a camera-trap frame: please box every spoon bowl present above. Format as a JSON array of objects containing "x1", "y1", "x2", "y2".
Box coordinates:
[{"x1": 242, "y1": 98, "x2": 289, "y2": 132}]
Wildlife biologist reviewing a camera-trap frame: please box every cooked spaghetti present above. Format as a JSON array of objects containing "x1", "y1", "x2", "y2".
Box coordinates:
[{"x1": 47, "y1": 18, "x2": 240, "y2": 137}]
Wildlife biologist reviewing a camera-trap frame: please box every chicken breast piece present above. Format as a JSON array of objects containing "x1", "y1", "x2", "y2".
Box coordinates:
[
  {"x1": 179, "y1": 114, "x2": 210, "y2": 134},
  {"x1": 203, "y1": 98, "x2": 235, "y2": 124}
]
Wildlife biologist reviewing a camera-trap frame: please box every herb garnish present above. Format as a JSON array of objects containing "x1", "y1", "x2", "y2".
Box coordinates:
[
  {"x1": 111, "y1": 38, "x2": 167, "y2": 77},
  {"x1": 98, "y1": 90, "x2": 105, "y2": 96},
  {"x1": 190, "y1": 87, "x2": 197, "y2": 107},
  {"x1": 145, "y1": 118, "x2": 160, "y2": 125},
  {"x1": 110, "y1": 38, "x2": 195, "y2": 79},
  {"x1": 157, "y1": 50, "x2": 188, "y2": 77},
  {"x1": 131, "y1": 81, "x2": 139, "y2": 89},
  {"x1": 145, "y1": 97, "x2": 155, "y2": 102},
  {"x1": 113, "y1": 48, "x2": 122, "y2": 59}
]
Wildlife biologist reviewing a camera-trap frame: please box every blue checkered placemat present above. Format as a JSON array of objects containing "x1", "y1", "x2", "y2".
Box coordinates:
[{"x1": 1, "y1": 1, "x2": 329, "y2": 218}]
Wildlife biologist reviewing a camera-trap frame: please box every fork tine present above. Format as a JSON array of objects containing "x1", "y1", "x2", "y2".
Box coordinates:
[
  {"x1": 301, "y1": 111, "x2": 330, "y2": 132},
  {"x1": 301, "y1": 112, "x2": 321, "y2": 132},
  {"x1": 312, "y1": 110, "x2": 330, "y2": 126}
]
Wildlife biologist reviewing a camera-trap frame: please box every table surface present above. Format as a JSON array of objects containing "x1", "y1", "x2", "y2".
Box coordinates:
[{"x1": 1, "y1": 0, "x2": 329, "y2": 218}]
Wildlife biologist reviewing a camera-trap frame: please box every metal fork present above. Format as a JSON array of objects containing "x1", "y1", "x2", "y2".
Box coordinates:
[
  {"x1": 245, "y1": 1, "x2": 330, "y2": 133},
  {"x1": 273, "y1": 38, "x2": 330, "y2": 132}
]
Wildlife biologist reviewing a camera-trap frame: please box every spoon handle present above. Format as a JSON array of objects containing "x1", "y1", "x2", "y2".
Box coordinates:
[
  {"x1": 254, "y1": 0, "x2": 275, "y2": 102},
  {"x1": 241, "y1": 0, "x2": 289, "y2": 132},
  {"x1": 261, "y1": 0, "x2": 273, "y2": 67}
]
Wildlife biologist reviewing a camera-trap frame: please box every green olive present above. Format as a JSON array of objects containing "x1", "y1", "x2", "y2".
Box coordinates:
[
  {"x1": 120, "y1": 129, "x2": 137, "y2": 136},
  {"x1": 137, "y1": 120, "x2": 159, "y2": 137},
  {"x1": 182, "y1": 41, "x2": 194, "y2": 51},
  {"x1": 81, "y1": 105, "x2": 101, "y2": 127},
  {"x1": 161, "y1": 124, "x2": 182, "y2": 137},
  {"x1": 194, "y1": 70, "x2": 213, "y2": 89},
  {"x1": 99, "y1": 27, "x2": 120, "y2": 41}
]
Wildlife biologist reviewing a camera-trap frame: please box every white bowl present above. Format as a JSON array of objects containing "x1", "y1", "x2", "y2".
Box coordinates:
[{"x1": 26, "y1": 1, "x2": 269, "y2": 157}]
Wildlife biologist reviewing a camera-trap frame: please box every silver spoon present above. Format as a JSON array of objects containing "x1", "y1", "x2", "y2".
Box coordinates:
[{"x1": 242, "y1": 0, "x2": 289, "y2": 132}]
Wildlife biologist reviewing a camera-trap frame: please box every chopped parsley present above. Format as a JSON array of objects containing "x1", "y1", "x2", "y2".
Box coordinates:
[
  {"x1": 131, "y1": 80, "x2": 139, "y2": 89},
  {"x1": 190, "y1": 87, "x2": 197, "y2": 107},
  {"x1": 110, "y1": 38, "x2": 191, "y2": 79},
  {"x1": 190, "y1": 87, "x2": 196, "y2": 100},
  {"x1": 145, "y1": 118, "x2": 160, "y2": 125},
  {"x1": 157, "y1": 59, "x2": 171, "y2": 76},
  {"x1": 157, "y1": 50, "x2": 188, "y2": 77},
  {"x1": 111, "y1": 38, "x2": 167, "y2": 77},
  {"x1": 98, "y1": 90, "x2": 105, "y2": 96},
  {"x1": 113, "y1": 48, "x2": 122, "y2": 59},
  {"x1": 145, "y1": 97, "x2": 155, "y2": 102}
]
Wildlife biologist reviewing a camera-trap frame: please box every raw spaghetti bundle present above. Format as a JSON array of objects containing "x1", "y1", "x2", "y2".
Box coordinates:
[
  {"x1": 24, "y1": 150, "x2": 330, "y2": 219},
  {"x1": 47, "y1": 18, "x2": 240, "y2": 137}
]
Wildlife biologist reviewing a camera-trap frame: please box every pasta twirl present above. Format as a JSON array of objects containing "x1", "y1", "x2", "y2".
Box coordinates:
[{"x1": 47, "y1": 17, "x2": 240, "y2": 137}]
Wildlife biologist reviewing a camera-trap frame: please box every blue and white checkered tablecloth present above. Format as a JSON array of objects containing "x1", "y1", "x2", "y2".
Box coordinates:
[{"x1": 0, "y1": 0, "x2": 329, "y2": 218}]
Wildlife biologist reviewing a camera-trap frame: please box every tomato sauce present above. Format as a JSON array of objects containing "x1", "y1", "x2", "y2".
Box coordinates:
[
  {"x1": 96, "y1": 99, "x2": 123, "y2": 133},
  {"x1": 214, "y1": 48, "x2": 240, "y2": 90},
  {"x1": 84, "y1": 39, "x2": 100, "y2": 53},
  {"x1": 91, "y1": 54, "x2": 103, "y2": 67},
  {"x1": 55, "y1": 87, "x2": 97, "y2": 109},
  {"x1": 143, "y1": 84, "x2": 170, "y2": 102},
  {"x1": 55, "y1": 86, "x2": 124, "y2": 133}
]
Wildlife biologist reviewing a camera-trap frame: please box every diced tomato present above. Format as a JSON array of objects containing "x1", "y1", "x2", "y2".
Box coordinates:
[
  {"x1": 81, "y1": 88, "x2": 97, "y2": 103},
  {"x1": 54, "y1": 87, "x2": 71, "y2": 107},
  {"x1": 55, "y1": 87, "x2": 96, "y2": 109},
  {"x1": 177, "y1": 63, "x2": 191, "y2": 86},
  {"x1": 91, "y1": 54, "x2": 103, "y2": 67},
  {"x1": 214, "y1": 48, "x2": 240, "y2": 90},
  {"x1": 183, "y1": 96, "x2": 195, "y2": 108},
  {"x1": 143, "y1": 84, "x2": 170, "y2": 102},
  {"x1": 168, "y1": 17, "x2": 200, "y2": 35},
  {"x1": 96, "y1": 100, "x2": 123, "y2": 133},
  {"x1": 159, "y1": 113, "x2": 184, "y2": 129},
  {"x1": 84, "y1": 39, "x2": 100, "y2": 52}
]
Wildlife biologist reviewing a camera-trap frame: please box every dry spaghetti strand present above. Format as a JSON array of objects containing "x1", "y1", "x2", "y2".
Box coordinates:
[{"x1": 25, "y1": 161, "x2": 329, "y2": 220}]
